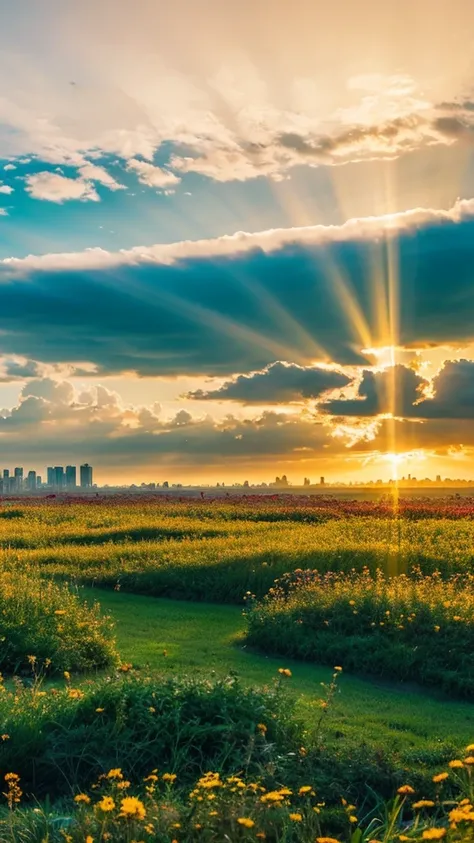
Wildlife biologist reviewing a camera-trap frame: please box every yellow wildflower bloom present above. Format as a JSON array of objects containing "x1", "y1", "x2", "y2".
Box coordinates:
[
  {"x1": 432, "y1": 772, "x2": 449, "y2": 783},
  {"x1": 413, "y1": 800, "x2": 435, "y2": 809},
  {"x1": 237, "y1": 818, "x2": 255, "y2": 828},
  {"x1": 289, "y1": 813, "x2": 302, "y2": 821},
  {"x1": 397, "y1": 785, "x2": 415, "y2": 795},
  {"x1": 119, "y1": 796, "x2": 146, "y2": 820},
  {"x1": 422, "y1": 830, "x2": 446, "y2": 840},
  {"x1": 74, "y1": 794, "x2": 91, "y2": 804},
  {"x1": 449, "y1": 760, "x2": 464, "y2": 768},
  {"x1": 97, "y1": 796, "x2": 115, "y2": 812}
]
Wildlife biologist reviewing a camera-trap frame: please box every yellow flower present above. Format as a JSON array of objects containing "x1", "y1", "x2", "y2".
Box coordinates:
[
  {"x1": 397, "y1": 785, "x2": 415, "y2": 795},
  {"x1": 237, "y1": 818, "x2": 255, "y2": 828},
  {"x1": 289, "y1": 813, "x2": 302, "y2": 821},
  {"x1": 1, "y1": 735, "x2": 9, "y2": 741},
  {"x1": 278, "y1": 668, "x2": 292, "y2": 677},
  {"x1": 299, "y1": 785, "x2": 312, "y2": 794},
  {"x1": 413, "y1": 800, "x2": 435, "y2": 809},
  {"x1": 260, "y1": 791, "x2": 284, "y2": 803},
  {"x1": 162, "y1": 773, "x2": 177, "y2": 782},
  {"x1": 119, "y1": 796, "x2": 146, "y2": 820},
  {"x1": 422, "y1": 830, "x2": 446, "y2": 840},
  {"x1": 349, "y1": 815, "x2": 358, "y2": 823},
  {"x1": 334, "y1": 666, "x2": 343, "y2": 671},
  {"x1": 64, "y1": 671, "x2": 70, "y2": 681},
  {"x1": 85, "y1": 837, "x2": 94, "y2": 843},
  {"x1": 466, "y1": 744, "x2": 474, "y2": 752},
  {"x1": 107, "y1": 768, "x2": 123, "y2": 780},
  {"x1": 449, "y1": 760, "x2": 464, "y2": 768},
  {"x1": 74, "y1": 794, "x2": 91, "y2": 804},
  {"x1": 432, "y1": 772, "x2": 449, "y2": 783},
  {"x1": 95, "y1": 708, "x2": 104, "y2": 713},
  {"x1": 257, "y1": 723, "x2": 267, "y2": 733},
  {"x1": 464, "y1": 756, "x2": 474, "y2": 765},
  {"x1": 316, "y1": 838, "x2": 340, "y2": 843},
  {"x1": 97, "y1": 796, "x2": 115, "y2": 812},
  {"x1": 68, "y1": 689, "x2": 84, "y2": 700},
  {"x1": 54, "y1": 610, "x2": 66, "y2": 616}
]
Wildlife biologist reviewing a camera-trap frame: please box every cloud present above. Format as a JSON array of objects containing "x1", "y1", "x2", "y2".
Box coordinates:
[
  {"x1": 1, "y1": 200, "x2": 474, "y2": 377},
  {"x1": 0, "y1": 374, "x2": 336, "y2": 468},
  {"x1": 321, "y1": 365, "x2": 427, "y2": 417},
  {"x1": 0, "y1": 2, "x2": 473, "y2": 184},
  {"x1": 0, "y1": 183, "x2": 13, "y2": 194},
  {"x1": 24, "y1": 172, "x2": 100, "y2": 203},
  {"x1": 188, "y1": 361, "x2": 351, "y2": 404},
  {"x1": 414, "y1": 360, "x2": 474, "y2": 419},
  {"x1": 3, "y1": 163, "x2": 15, "y2": 171},
  {"x1": 126, "y1": 159, "x2": 181, "y2": 188},
  {"x1": 77, "y1": 162, "x2": 125, "y2": 191}
]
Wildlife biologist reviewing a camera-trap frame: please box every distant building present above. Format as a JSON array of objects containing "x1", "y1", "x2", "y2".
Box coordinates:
[
  {"x1": 36, "y1": 476, "x2": 42, "y2": 488},
  {"x1": 3, "y1": 469, "x2": 8, "y2": 480},
  {"x1": 320, "y1": 476, "x2": 325, "y2": 485},
  {"x1": 47, "y1": 467, "x2": 55, "y2": 487},
  {"x1": 65, "y1": 465, "x2": 77, "y2": 489},
  {"x1": 80, "y1": 463, "x2": 93, "y2": 488},
  {"x1": 14, "y1": 467, "x2": 23, "y2": 491},
  {"x1": 27, "y1": 470, "x2": 36, "y2": 491},
  {"x1": 54, "y1": 466, "x2": 65, "y2": 489}
]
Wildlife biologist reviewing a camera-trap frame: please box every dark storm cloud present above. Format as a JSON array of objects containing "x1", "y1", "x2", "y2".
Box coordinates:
[
  {"x1": 2, "y1": 209, "x2": 474, "y2": 376},
  {"x1": 321, "y1": 365, "x2": 427, "y2": 417},
  {"x1": 417, "y1": 360, "x2": 474, "y2": 419},
  {"x1": 187, "y1": 362, "x2": 351, "y2": 404}
]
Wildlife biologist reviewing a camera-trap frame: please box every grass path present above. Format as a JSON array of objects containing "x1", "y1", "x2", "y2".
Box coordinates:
[{"x1": 83, "y1": 586, "x2": 474, "y2": 760}]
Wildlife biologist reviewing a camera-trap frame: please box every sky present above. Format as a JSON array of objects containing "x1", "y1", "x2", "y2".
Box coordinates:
[{"x1": 2, "y1": 0, "x2": 474, "y2": 484}]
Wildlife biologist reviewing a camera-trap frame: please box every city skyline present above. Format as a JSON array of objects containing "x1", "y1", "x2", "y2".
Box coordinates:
[
  {"x1": 0, "y1": 463, "x2": 93, "y2": 491},
  {"x1": 1, "y1": 1, "x2": 474, "y2": 481}
]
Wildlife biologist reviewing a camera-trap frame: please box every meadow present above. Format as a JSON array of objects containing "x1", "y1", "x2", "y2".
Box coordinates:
[{"x1": 2, "y1": 493, "x2": 474, "y2": 841}]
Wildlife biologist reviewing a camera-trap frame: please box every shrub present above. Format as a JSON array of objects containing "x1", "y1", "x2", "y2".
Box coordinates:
[
  {"x1": 0, "y1": 674, "x2": 301, "y2": 799},
  {"x1": 245, "y1": 569, "x2": 474, "y2": 697},
  {"x1": 0, "y1": 563, "x2": 117, "y2": 674}
]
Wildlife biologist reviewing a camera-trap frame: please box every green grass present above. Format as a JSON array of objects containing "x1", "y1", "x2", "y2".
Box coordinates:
[{"x1": 83, "y1": 587, "x2": 474, "y2": 767}]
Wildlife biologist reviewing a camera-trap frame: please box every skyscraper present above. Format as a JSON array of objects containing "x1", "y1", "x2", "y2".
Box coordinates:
[
  {"x1": 3, "y1": 469, "x2": 8, "y2": 480},
  {"x1": 53, "y1": 466, "x2": 65, "y2": 489},
  {"x1": 27, "y1": 470, "x2": 36, "y2": 491},
  {"x1": 14, "y1": 467, "x2": 23, "y2": 491},
  {"x1": 80, "y1": 463, "x2": 93, "y2": 488},
  {"x1": 65, "y1": 465, "x2": 77, "y2": 489}
]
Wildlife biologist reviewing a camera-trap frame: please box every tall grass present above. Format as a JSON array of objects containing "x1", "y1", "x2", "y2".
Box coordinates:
[
  {"x1": 245, "y1": 568, "x2": 474, "y2": 696},
  {"x1": 2, "y1": 512, "x2": 474, "y2": 603},
  {"x1": 0, "y1": 562, "x2": 117, "y2": 674}
]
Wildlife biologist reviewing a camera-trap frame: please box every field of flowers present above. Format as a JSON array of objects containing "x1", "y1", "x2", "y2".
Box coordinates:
[{"x1": 2, "y1": 496, "x2": 474, "y2": 603}]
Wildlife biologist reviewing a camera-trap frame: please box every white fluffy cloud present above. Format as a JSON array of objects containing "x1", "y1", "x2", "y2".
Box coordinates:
[
  {"x1": 0, "y1": 1, "x2": 472, "y2": 185},
  {"x1": 24, "y1": 172, "x2": 100, "y2": 203},
  {"x1": 0, "y1": 182, "x2": 13, "y2": 194},
  {"x1": 3, "y1": 196, "x2": 474, "y2": 274},
  {"x1": 77, "y1": 162, "x2": 125, "y2": 191},
  {"x1": 126, "y1": 159, "x2": 181, "y2": 188}
]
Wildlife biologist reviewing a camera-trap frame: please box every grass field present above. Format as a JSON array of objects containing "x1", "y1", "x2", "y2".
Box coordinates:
[
  {"x1": 86, "y1": 586, "x2": 474, "y2": 764},
  {"x1": 3, "y1": 495, "x2": 474, "y2": 841}
]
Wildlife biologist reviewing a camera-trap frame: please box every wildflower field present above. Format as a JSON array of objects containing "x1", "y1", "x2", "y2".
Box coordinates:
[{"x1": 2, "y1": 493, "x2": 474, "y2": 841}]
